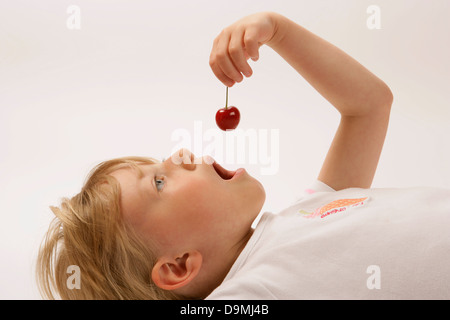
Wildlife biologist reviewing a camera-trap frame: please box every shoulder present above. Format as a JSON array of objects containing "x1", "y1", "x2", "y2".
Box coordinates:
[
  {"x1": 291, "y1": 179, "x2": 336, "y2": 205},
  {"x1": 206, "y1": 276, "x2": 277, "y2": 300}
]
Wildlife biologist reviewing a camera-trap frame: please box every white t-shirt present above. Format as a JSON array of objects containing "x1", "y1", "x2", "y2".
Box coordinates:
[{"x1": 206, "y1": 180, "x2": 450, "y2": 300}]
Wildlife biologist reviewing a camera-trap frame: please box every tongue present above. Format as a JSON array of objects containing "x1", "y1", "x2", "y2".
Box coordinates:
[{"x1": 214, "y1": 162, "x2": 235, "y2": 180}]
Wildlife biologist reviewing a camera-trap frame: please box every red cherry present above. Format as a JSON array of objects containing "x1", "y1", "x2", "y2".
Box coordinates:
[
  {"x1": 215, "y1": 87, "x2": 240, "y2": 131},
  {"x1": 216, "y1": 106, "x2": 240, "y2": 131}
]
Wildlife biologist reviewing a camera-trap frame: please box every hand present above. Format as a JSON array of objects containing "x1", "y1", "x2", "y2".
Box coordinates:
[{"x1": 209, "y1": 12, "x2": 280, "y2": 87}]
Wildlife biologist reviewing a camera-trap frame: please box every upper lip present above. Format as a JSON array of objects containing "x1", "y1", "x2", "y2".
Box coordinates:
[{"x1": 212, "y1": 161, "x2": 236, "y2": 180}]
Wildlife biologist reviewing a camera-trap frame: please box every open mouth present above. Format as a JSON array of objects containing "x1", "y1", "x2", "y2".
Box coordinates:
[{"x1": 212, "y1": 161, "x2": 236, "y2": 180}]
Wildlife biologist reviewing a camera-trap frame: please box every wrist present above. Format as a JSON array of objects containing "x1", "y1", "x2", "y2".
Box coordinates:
[{"x1": 266, "y1": 12, "x2": 289, "y2": 49}]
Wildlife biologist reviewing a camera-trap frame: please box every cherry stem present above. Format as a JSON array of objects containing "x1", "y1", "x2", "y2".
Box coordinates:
[{"x1": 225, "y1": 86, "x2": 228, "y2": 110}]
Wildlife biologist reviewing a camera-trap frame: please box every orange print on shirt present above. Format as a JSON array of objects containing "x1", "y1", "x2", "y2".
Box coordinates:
[{"x1": 299, "y1": 197, "x2": 369, "y2": 219}]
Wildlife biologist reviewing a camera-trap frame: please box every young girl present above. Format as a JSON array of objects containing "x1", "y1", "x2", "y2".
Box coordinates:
[{"x1": 36, "y1": 12, "x2": 450, "y2": 300}]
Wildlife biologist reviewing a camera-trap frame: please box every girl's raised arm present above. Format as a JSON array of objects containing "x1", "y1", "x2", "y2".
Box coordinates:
[{"x1": 210, "y1": 12, "x2": 393, "y2": 190}]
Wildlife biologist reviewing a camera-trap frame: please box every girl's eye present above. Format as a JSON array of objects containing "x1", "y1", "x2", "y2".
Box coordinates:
[{"x1": 155, "y1": 176, "x2": 165, "y2": 191}]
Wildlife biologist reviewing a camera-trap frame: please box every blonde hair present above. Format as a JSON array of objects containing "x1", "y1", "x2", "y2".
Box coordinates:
[{"x1": 36, "y1": 156, "x2": 183, "y2": 300}]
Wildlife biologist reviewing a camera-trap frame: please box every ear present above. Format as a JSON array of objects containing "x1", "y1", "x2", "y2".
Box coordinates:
[{"x1": 151, "y1": 251, "x2": 202, "y2": 291}]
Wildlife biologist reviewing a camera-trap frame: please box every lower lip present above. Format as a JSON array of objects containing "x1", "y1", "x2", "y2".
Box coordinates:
[{"x1": 231, "y1": 168, "x2": 246, "y2": 180}]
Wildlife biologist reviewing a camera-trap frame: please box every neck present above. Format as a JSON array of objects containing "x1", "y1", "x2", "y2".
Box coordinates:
[{"x1": 183, "y1": 227, "x2": 255, "y2": 299}]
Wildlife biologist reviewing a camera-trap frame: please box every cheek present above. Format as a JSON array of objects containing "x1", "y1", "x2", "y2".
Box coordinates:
[
  {"x1": 155, "y1": 179, "x2": 222, "y2": 239},
  {"x1": 176, "y1": 180, "x2": 223, "y2": 219}
]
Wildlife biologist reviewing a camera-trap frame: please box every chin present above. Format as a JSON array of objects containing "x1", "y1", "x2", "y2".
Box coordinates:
[
  {"x1": 249, "y1": 179, "x2": 266, "y2": 218},
  {"x1": 252, "y1": 176, "x2": 266, "y2": 203}
]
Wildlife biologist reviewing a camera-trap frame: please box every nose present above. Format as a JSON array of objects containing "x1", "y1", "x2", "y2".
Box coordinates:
[{"x1": 167, "y1": 148, "x2": 196, "y2": 170}]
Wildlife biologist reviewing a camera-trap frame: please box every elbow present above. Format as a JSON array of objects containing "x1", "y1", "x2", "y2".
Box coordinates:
[
  {"x1": 380, "y1": 83, "x2": 394, "y2": 109},
  {"x1": 383, "y1": 84, "x2": 394, "y2": 109},
  {"x1": 371, "y1": 82, "x2": 393, "y2": 115},
  {"x1": 339, "y1": 82, "x2": 394, "y2": 117}
]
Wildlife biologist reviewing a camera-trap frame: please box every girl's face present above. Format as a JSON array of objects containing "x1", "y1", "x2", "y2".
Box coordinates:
[{"x1": 111, "y1": 148, "x2": 266, "y2": 257}]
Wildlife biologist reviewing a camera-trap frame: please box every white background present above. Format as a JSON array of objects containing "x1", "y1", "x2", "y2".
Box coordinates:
[{"x1": 1, "y1": 0, "x2": 449, "y2": 299}]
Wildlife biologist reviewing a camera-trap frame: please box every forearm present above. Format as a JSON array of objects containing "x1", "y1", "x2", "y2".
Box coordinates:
[{"x1": 267, "y1": 13, "x2": 393, "y2": 116}]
